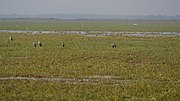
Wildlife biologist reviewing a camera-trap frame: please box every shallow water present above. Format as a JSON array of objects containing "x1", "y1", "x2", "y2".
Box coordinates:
[
  {"x1": 0, "y1": 30, "x2": 180, "y2": 36},
  {"x1": 0, "y1": 76, "x2": 177, "y2": 85},
  {"x1": 0, "y1": 30, "x2": 57, "y2": 34}
]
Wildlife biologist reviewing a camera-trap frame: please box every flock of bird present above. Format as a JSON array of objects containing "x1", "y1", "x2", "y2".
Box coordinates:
[
  {"x1": 9, "y1": 36, "x2": 116, "y2": 48},
  {"x1": 32, "y1": 41, "x2": 65, "y2": 48}
]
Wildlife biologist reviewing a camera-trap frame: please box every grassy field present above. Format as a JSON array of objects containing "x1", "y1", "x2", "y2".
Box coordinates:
[
  {"x1": 0, "y1": 18, "x2": 180, "y2": 32},
  {"x1": 0, "y1": 32, "x2": 179, "y2": 100}
]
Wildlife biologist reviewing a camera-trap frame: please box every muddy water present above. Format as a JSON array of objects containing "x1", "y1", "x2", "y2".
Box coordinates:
[
  {"x1": 0, "y1": 30, "x2": 57, "y2": 34},
  {"x1": 0, "y1": 76, "x2": 177, "y2": 85},
  {"x1": 0, "y1": 30, "x2": 180, "y2": 36}
]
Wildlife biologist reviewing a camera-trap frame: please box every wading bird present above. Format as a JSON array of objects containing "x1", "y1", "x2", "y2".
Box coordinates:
[
  {"x1": 9, "y1": 37, "x2": 13, "y2": 41},
  {"x1": 111, "y1": 43, "x2": 116, "y2": 48},
  {"x1": 33, "y1": 42, "x2": 36, "y2": 47},
  {"x1": 62, "y1": 42, "x2": 65, "y2": 47},
  {"x1": 38, "y1": 41, "x2": 42, "y2": 47}
]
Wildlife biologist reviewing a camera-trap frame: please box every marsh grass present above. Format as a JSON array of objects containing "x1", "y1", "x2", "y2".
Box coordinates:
[
  {"x1": 0, "y1": 19, "x2": 180, "y2": 32},
  {"x1": 0, "y1": 33, "x2": 179, "y2": 100}
]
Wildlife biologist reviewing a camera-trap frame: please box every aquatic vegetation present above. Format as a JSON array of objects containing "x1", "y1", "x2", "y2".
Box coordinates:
[{"x1": 0, "y1": 31, "x2": 179, "y2": 100}]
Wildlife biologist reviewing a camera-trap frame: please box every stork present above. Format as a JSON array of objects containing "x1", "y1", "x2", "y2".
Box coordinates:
[
  {"x1": 111, "y1": 43, "x2": 116, "y2": 48},
  {"x1": 38, "y1": 41, "x2": 42, "y2": 47},
  {"x1": 62, "y1": 42, "x2": 65, "y2": 47},
  {"x1": 9, "y1": 37, "x2": 13, "y2": 41},
  {"x1": 33, "y1": 42, "x2": 36, "y2": 47}
]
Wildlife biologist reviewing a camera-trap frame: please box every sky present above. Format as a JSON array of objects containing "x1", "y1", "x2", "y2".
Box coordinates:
[{"x1": 0, "y1": 0, "x2": 180, "y2": 16}]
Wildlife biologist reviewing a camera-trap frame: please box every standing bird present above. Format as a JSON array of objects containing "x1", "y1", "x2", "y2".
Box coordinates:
[
  {"x1": 38, "y1": 41, "x2": 42, "y2": 47},
  {"x1": 111, "y1": 43, "x2": 116, "y2": 48},
  {"x1": 61, "y1": 42, "x2": 65, "y2": 47},
  {"x1": 33, "y1": 42, "x2": 36, "y2": 47},
  {"x1": 9, "y1": 37, "x2": 13, "y2": 41}
]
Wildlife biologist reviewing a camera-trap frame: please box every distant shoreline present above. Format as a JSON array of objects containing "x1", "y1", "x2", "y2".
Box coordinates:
[
  {"x1": 0, "y1": 14, "x2": 180, "y2": 20},
  {"x1": 1, "y1": 18, "x2": 180, "y2": 22}
]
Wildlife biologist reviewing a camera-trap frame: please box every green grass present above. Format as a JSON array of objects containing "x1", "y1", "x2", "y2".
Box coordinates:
[
  {"x1": 0, "y1": 19, "x2": 180, "y2": 32},
  {"x1": 0, "y1": 33, "x2": 179, "y2": 100},
  {"x1": 0, "y1": 80, "x2": 178, "y2": 101}
]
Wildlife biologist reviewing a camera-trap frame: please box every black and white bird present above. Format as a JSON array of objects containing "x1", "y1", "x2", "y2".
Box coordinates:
[
  {"x1": 33, "y1": 42, "x2": 36, "y2": 47},
  {"x1": 38, "y1": 41, "x2": 42, "y2": 47},
  {"x1": 62, "y1": 42, "x2": 65, "y2": 47},
  {"x1": 111, "y1": 43, "x2": 116, "y2": 48},
  {"x1": 9, "y1": 37, "x2": 13, "y2": 41}
]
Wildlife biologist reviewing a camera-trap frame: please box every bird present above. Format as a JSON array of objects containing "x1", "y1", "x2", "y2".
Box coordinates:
[
  {"x1": 33, "y1": 42, "x2": 36, "y2": 47},
  {"x1": 111, "y1": 43, "x2": 116, "y2": 48},
  {"x1": 9, "y1": 37, "x2": 13, "y2": 41},
  {"x1": 61, "y1": 42, "x2": 65, "y2": 47},
  {"x1": 38, "y1": 41, "x2": 42, "y2": 47}
]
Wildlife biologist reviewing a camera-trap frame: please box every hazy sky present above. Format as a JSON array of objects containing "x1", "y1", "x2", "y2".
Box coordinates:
[{"x1": 0, "y1": 0, "x2": 180, "y2": 15}]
